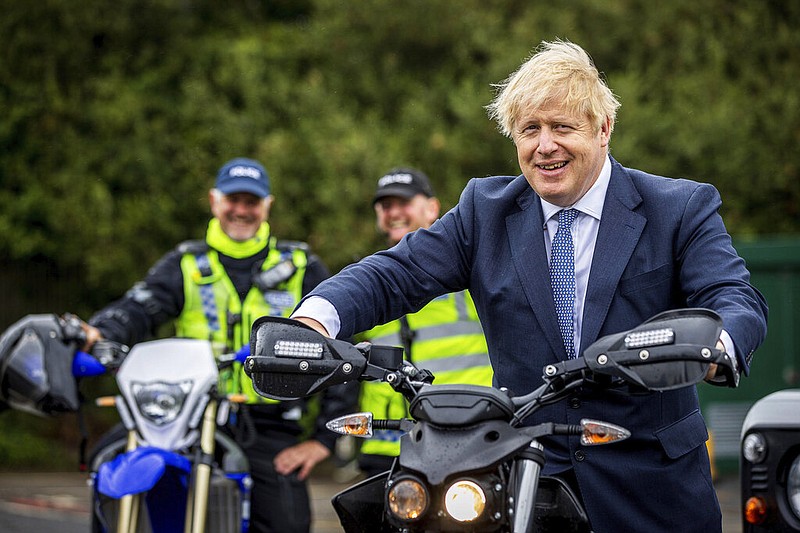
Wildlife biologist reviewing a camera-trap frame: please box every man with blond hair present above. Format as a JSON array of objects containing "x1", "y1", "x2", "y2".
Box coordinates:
[{"x1": 291, "y1": 41, "x2": 767, "y2": 532}]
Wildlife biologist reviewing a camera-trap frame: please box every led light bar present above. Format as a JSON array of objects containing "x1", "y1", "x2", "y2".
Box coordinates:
[
  {"x1": 273, "y1": 340, "x2": 324, "y2": 359},
  {"x1": 624, "y1": 328, "x2": 675, "y2": 349}
]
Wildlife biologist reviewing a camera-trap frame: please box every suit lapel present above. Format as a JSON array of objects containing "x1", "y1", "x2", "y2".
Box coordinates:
[
  {"x1": 580, "y1": 162, "x2": 646, "y2": 352},
  {"x1": 506, "y1": 188, "x2": 566, "y2": 359}
]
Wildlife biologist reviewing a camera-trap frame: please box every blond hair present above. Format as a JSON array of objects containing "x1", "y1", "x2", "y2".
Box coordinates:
[{"x1": 486, "y1": 40, "x2": 621, "y2": 138}]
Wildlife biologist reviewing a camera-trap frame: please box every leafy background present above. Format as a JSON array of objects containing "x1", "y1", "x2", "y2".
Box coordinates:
[{"x1": 1, "y1": 0, "x2": 797, "y2": 469}]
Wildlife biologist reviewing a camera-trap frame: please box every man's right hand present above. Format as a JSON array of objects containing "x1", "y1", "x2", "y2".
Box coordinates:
[
  {"x1": 80, "y1": 322, "x2": 104, "y2": 352},
  {"x1": 293, "y1": 316, "x2": 330, "y2": 337}
]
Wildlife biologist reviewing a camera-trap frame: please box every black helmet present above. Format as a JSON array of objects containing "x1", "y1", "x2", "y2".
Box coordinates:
[{"x1": 0, "y1": 314, "x2": 83, "y2": 415}]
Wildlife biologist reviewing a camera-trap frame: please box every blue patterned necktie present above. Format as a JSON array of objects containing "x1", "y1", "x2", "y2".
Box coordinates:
[{"x1": 550, "y1": 208, "x2": 578, "y2": 358}]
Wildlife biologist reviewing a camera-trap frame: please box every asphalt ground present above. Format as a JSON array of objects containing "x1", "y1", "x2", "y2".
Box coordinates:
[{"x1": 0, "y1": 466, "x2": 742, "y2": 532}]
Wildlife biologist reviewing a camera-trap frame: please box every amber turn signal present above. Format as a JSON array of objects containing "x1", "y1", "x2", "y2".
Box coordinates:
[
  {"x1": 744, "y1": 496, "x2": 767, "y2": 525},
  {"x1": 326, "y1": 412, "x2": 374, "y2": 437},
  {"x1": 95, "y1": 396, "x2": 117, "y2": 407}
]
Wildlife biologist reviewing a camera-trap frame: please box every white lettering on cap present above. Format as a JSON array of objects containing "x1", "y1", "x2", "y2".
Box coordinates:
[
  {"x1": 229, "y1": 165, "x2": 262, "y2": 180},
  {"x1": 378, "y1": 173, "x2": 414, "y2": 188}
]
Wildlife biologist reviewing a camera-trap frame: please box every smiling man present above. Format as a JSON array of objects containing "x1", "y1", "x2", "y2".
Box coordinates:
[
  {"x1": 290, "y1": 40, "x2": 767, "y2": 532},
  {"x1": 83, "y1": 157, "x2": 354, "y2": 533}
]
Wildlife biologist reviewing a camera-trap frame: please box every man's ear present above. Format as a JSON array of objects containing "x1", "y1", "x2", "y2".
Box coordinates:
[
  {"x1": 263, "y1": 195, "x2": 275, "y2": 219},
  {"x1": 426, "y1": 197, "x2": 441, "y2": 225},
  {"x1": 599, "y1": 116, "x2": 612, "y2": 148},
  {"x1": 208, "y1": 189, "x2": 220, "y2": 217}
]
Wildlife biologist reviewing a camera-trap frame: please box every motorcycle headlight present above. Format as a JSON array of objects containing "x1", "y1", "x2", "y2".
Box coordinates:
[
  {"x1": 787, "y1": 455, "x2": 800, "y2": 520},
  {"x1": 742, "y1": 432, "x2": 767, "y2": 464},
  {"x1": 444, "y1": 479, "x2": 486, "y2": 523},
  {"x1": 387, "y1": 476, "x2": 428, "y2": 521},
  {"x1": 131, "y1": 380, "x2": 192, "y2": 426}
]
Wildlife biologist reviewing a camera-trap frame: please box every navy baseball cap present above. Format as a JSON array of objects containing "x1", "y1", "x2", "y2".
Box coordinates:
[
  {"x1": 373, "y1": 168, "x2": 435, "y2": 205},
  {"x1": 215, "y1": 158, "x2": 270, "y2": 198}
]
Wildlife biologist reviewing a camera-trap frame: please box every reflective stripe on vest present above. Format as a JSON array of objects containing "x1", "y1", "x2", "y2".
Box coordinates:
[
  {"x1": 357, "y1": 290, "x2": 492, "y2": 457},
  {"x1": 194, "y1": 253, "x2": 220, "y2": 332}
]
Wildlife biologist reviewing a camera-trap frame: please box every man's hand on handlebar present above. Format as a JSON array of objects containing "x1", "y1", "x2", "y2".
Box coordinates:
[
  {"x1": 79, "y1": 321, "x2": 104, "y2": 352},
  {"x1": 704, "y1": 340, "x2": 739, "y2": 387},
  {"x1": 292, "y1": 316, "x2": 331, "y2": 338}
]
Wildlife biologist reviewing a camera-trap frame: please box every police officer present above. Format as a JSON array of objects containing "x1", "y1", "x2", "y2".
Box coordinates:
[
  {"x1": 355, "y1": 168, "x2": 493, "y2": 476},
  {"x1": 82, "y1": 157, "x2": 353, "y2": 533}
]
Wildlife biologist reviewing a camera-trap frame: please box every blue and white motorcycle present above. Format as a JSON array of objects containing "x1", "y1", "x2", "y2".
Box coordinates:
[{"x1": 0, "y1": 313, "x2": 252, "y2": 533}]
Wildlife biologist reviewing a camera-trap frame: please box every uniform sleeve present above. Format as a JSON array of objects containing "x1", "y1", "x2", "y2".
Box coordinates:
[{"x1": 88, "y1": 249, "x2": 186, "y2": 346}]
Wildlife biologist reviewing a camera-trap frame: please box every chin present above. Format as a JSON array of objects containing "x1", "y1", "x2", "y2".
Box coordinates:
[{"x1": 227, "y1": 229, "x2": 258, "y2": 241}]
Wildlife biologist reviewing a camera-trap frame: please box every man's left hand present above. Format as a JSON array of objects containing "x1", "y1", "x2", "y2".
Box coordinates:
[
  {"x1": 273, "y1": 440, "x2": 331, "y2": 481},
  {"x1": 704, "y1": 340, "x2": 729, "y2": 381}
]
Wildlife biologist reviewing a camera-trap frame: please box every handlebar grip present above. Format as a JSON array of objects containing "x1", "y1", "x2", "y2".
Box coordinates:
[{"x1": 90, "y1": 340, "x2": 129, "y2": 370}]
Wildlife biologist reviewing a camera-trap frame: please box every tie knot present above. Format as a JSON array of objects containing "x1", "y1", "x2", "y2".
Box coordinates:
[{"x1": 558, "y1": 208, "x2": 578, "y2": 229}]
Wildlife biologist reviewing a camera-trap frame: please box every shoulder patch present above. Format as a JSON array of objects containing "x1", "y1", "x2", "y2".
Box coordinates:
[{"x1": 176, "y1": 239, "x2": 209, "y2": 255}]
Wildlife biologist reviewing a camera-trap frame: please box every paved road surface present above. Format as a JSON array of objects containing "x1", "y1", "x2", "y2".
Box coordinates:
[{"x1": 0, "y1": 469, "x2": 742, "y2": 532}]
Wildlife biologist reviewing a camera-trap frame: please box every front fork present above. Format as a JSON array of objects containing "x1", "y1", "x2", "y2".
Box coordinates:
[
  {"x1": 107, "y1": 398, "x2": 221, "y2": 533},
  {"x1": 511, "y1": 440, "x2": 545, "y2": 533},
  {"x1": 185, "y1": 398, "x2": 218, "y2": 533},
  {"x1": 117, "y1": 431, "x2": 141, "y2": 533}
]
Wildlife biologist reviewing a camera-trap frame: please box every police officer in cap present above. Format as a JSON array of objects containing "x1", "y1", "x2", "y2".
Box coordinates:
[
  {"x1": 355, "y1": 167, "x2": 492, "y2": 476},
  {"x1": 83, "y1": 157, "x2": 354, "y2": 533}
]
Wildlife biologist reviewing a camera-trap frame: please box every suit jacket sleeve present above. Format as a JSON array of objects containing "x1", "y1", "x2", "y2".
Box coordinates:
[
  {"x1": 669, "y1": 182, "x2": 767, "y2": 374},
  {"x1": 300, "y1": 181, "x2": 481, "y2": 340}
]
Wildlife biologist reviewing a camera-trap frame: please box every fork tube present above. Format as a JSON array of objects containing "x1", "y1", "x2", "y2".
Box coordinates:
[
  {"x1": 511, "y1": 440, "x2": 545, "y2": 533},
  {"x1": 118, "y1": 430, "x2": 140, "y2": 533},
  {"x1": 186, "y1": 399, "x2": 218, "y2": 533}
]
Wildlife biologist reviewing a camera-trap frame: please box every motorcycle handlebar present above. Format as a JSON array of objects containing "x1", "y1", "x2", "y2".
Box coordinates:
[{"x1": 245, "y1": 308, "x2": 734, "y2": 403}]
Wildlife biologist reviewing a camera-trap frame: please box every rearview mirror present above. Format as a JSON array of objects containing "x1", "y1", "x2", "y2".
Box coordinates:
[{"x1": 244, "y1": 316, "x2": 368, "y2": 400}]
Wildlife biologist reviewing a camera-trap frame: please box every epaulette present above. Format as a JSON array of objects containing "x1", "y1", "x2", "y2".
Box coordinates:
[
  {"x1": 275, "y1": 240, "x2": 309, "y2": 253},
  {"x1": 176, "y1": 239, "x2": 210, "y2": 255}
]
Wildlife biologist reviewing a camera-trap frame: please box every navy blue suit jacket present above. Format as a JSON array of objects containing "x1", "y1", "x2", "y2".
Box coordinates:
[{"x1": 309, "y1": 157, "x2": 767, "y2": 531}]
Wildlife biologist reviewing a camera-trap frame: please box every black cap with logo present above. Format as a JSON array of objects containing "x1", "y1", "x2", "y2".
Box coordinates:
[{"x1": 372, "y1": 168, "x2": 435, "y2": 205}]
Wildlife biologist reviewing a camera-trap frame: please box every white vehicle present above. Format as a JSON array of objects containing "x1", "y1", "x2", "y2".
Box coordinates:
[{"x1": 740, "y1": 389, "x2": 800, "y2": 532}]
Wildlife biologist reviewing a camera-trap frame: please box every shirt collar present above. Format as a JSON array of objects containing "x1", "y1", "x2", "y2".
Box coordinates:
[{"x1": 540, "y1": 155, "x2": 612, "y2": 225}]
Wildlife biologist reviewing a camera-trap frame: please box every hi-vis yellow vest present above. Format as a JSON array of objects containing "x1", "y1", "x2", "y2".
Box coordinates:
[
  {"x1": 175, "y1": 239, "x2": 307, "y2": 403},
  {"x1": 356, "y1": 290, "x2": 492, "y2": 457}
]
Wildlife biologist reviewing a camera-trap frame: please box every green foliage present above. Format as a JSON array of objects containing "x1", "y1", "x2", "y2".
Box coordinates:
[
  {"x1": 0, "y1": 410, "x2": 78, "y2": 471},
  {"x1": 0, "y1": 0, "x2": 798, "y2": 471},
  {"x1": 2, "y1": 0, "x2": 794, "y2": 296}
]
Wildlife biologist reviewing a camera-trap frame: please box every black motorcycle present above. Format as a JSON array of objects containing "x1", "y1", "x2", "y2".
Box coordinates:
[{"x1": 244, "y1": 308, "x2": 738, "y2": 532}]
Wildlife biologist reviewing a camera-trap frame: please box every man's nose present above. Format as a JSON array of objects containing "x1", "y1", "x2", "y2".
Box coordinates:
[
  {"x1": 230, "y1": 199, "x2": 251, "y2": 215},
  {"x1": 384, "y1": 201, "x2": 405, "y2": 217},
  {"x1": 537, "y1": 128, "x2": 558, "y2": 154}
]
